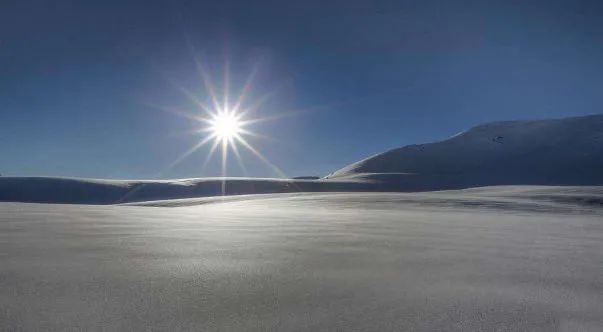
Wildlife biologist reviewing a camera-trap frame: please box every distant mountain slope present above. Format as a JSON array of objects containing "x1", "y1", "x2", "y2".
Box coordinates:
[{"x1": 327, "y1": 114, "x2": 603, "y2": 188}]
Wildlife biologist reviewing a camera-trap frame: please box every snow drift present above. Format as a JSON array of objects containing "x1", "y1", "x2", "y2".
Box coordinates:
[{"x1": 327, "y1": 114, "x2": 603, "y2": 189}]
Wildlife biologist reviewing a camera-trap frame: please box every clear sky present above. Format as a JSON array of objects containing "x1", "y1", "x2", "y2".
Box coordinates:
[{"x1": 2, "y1": 0, "x2": 602, "y2": 179}]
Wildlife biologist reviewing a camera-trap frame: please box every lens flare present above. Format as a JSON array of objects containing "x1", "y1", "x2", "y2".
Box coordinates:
[{"x1": 150, "y1": 52, "x2": 293, "y2": 196}]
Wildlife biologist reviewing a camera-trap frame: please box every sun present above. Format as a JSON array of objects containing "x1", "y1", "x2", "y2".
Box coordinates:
[
  {"x1": 209, "y1": 111, "x2": 242, "y2": 141},
  {"x1": 153, "y1": 55, "x2": 292, "y2": 190}
]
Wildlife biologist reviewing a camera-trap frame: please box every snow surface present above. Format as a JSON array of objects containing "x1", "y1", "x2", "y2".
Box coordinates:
[
  {"x1": 327, "y1": 114, "x2": 603, "y2": 189},
  {"x1": 2, "y1": 186, "x2": 603, "y2": 331}
]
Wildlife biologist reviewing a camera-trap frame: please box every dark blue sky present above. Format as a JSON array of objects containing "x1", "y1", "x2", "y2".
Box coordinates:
[{"x1": 2, "y1": 0, "x2": 602, "y2": 179}]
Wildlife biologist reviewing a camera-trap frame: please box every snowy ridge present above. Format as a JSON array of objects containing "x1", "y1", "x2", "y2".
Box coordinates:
[{"x1": 328, "y1": 114, "x2": 603, "y2": 188}]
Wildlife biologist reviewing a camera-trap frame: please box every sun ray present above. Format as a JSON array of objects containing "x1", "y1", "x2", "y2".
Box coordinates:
[
  {"x1": 164, "y1": 128, "x2": 208, "y2": 138},
  {"x1": 193, "y1": 54, "x2": 222, "y2": 112},
  {"x1": 199, "y1": 138, "x2": 221, "y2": 175},
  {"x1": 165, "y1": 134, "x2": 215, "y2": 172},
  {"x1": 144, "y1": 102, "x2": 213, "y2": 125},
  {"x1": 184, "y1": 36, "x2": 222, "y2": 112},
  {"x1": 235, "y1": 135, "x2": 287, "y2": 178},
  {"x1": 223, "y1": 60, "x2": 230, "y2": 112},
  {"x1": 239, "y1": 110, "x2": 305, "y2": 126},
  {"x1": 231, "y1": 62, "x2": 260, "y2": 113},
  {"x1": 236, "y1": 128, "x2": 276, "y2": 142},
  {"x1": 229, "y1": 139, "x2": 248, "y2": 175},
  {"x1": 234, "y1": 76, "x2": 299, "y2": 119},
  {"x1": 221, "y1": 137, "x2": 228, "y2": 195},
  {"x1": 162, "y1": 75, "x2": 215, "y2": 115},
  {"x1": 236, "y1": 90, "x2": 276, "y2": 120}
]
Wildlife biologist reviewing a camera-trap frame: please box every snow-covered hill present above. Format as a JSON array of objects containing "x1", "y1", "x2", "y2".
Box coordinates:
[
  {"x1": 327, "y1": 114, "x2": 603, "y2": 190},
  {"x1": 1, "y1": 114, "x2": 602, "y2": 204}
]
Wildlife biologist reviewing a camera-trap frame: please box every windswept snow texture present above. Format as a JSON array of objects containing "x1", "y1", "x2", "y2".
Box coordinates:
[
  {"x1": 328, "y1": 114, "x2": 603, "y2": 190},
  {"x1": 2, "y1": 186, "x2": 603, "y2": 331}
]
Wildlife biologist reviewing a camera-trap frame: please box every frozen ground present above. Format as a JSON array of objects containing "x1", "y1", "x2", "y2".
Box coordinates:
[{"x1": 2, "y1": 186, "x2": 603, "y2": 331}]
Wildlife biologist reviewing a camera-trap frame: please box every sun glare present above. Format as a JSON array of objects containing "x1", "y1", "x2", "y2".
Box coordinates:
[
  {"x1": 210, "y1": 111, "x2": 242, "y2": 141},
  {"x1": 155, "y1": 53, "x2": 292, "y2": 193}
]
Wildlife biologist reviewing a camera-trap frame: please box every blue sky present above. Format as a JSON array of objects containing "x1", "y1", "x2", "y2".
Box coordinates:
[{"x1": 1, "y1": 0, "x2": 602, "y2": 179}]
